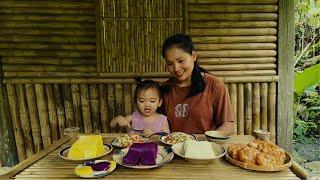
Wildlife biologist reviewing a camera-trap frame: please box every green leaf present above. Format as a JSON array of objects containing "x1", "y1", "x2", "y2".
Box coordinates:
[{"x1": 294, "y1": 64, "x2": 320, "y2": 96}]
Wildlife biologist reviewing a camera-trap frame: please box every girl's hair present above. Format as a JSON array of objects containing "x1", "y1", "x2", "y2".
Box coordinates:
[
  {"x1": 161, "y1": 34, "x2": 207, "y2": 98},
  {"x1": 134, "y1": 80, "x2": 162, "y2": 102}
]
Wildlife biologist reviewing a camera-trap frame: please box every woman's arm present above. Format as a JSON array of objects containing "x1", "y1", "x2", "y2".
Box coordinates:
[{"x1": 216, "y1": 121, "x2": 234, "y2": 134}]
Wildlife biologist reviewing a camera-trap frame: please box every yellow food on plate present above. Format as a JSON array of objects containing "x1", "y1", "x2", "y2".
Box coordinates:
[
  {"x1": 183, "y1": 140, "x2": 216, "y2": 159},
  {"x1": 68, "y1": 135, "x2": 106, "y2": 159},
  {"x1": 74, "y1": 166, "x2": 94, "y2": 176}
]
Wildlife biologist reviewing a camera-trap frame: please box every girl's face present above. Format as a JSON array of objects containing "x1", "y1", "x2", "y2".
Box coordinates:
[
  {"x1": 136, "y1": 88, "x2": 162, "y2": 117},
  {"x1": 165, "y1": 47, "x2": 197, "y2": 87}
]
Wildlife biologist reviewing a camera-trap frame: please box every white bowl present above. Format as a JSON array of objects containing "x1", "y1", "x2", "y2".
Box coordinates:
[
  {"x1": 171, "y1": 141, "x2": 226, "y2": 164},
  {"x1": 205, "y1": 131, "x2": 231, "y2": 139}
]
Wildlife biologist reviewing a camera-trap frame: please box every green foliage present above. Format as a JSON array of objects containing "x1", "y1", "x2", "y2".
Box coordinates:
[{"x1": 294, "y1": 64, "x2": 320, "y2": 96}]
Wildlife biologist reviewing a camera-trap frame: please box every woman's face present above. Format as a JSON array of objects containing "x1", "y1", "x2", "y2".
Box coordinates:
[
  {"x1": 165, "y1": 47, "x2": 197, "y2": 87},
  {"x1": 136, "y1": 88, "x2": 162, "y2": 117}
]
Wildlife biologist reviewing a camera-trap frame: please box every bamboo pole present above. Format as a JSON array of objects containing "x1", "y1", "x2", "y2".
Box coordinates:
[
  {"x1": 96, "y1": 0, "x2": 102, "y2": 73},
  {"x1": 229, "y1": 83, "x2": 237, "y2": 134},
  {"x1": 201, "y1": 64, "x2": 276, "y2": 70},
  {"x1": 198, "y1": 57, "x2": 276, "y2": 64},
  {"x1": 34, "y1": 84, "x2": 52, "y2": 148},
  {"x1": 1, "y1": 14, "x2": 95, "y2": 23},
  {"x1": 209, "y1": 70, "x2": 277, "y2": 76},
  {"x1": 4, "y1": 72, "x2": 98, "y2": 78},
  {"x1": 16, "y1": 84, "x2": 35, "y2": 158},
  {"x1": 1, "y1": 57, "x2": 96, "y2": 65},
  {"x1": 252, "y1": 83, "x2": 260, "y2": 131},
  {"x1": 114, "y1": 84, "x2": 124, "y2": 117},
  {"x1": 99, "y1": 84, "x2": 109, "y2": 133},
  {"x1": 71, "y1": 84, "x2": 83, "y2": 132},
  {"x1": 192, "y1": 36, "x2": 277, "y2": 43},
  {"x1": 62, "y1": 84, "x2": 75, "y2": 128},
  {"x1": 190, "y1": 13, "x2": 278, "y2": 21},
  {"x1": 237, "y1": 84, "x2": 244, "y2": 135},
  {"x1": 53, "y1": 85, "x2": 65, "y2": 138},
  {"x1": 3, "y1": 78, "x2": 137, "y2": 84},
  {"x1": 0, "y1": 43, "x2": 95, "y2": 51},
  {"x1": 0, "y1": 35, "x2": 96, "y2": 44},
  {"x1": 131, "y1": 84, "x2": 137, "y2": 112},
  {"x1": 123, "y1": 84, "x2": 132, "y2": 116},
  {"x1": 0, "y1": 21, "x2": 96, "y2": 29},
  {"x1": 198, "y1": 50, "x2": 277, "y2": 57},
  {"x1": 268, "y1": 82, "x2": 276, "y2": 143},
  {"x1": 190, "y1": 28, "x2": 277, "y2": 36},
  {"x1": 195, "y1": 43, "x2": 276, "y2": 50},
  {"x1": 0, "y1": 49, "x2": 96, "y2": 58},
  {"x1": 25, "y1": 84, "x2": 42, "y2": 153},
  {"x1": 0, "y1": 1, "x2": 94, "y2": 8},
  {"x1": 80, "y1": 84, "x2": 92, "y2": 133},
  {"x1": 44, "y1": 84, "x2": 59, "y2": 141},
  {"x1": 260, "y1": 83, "x2": 268, "y2": 130},
  {"x1": 244, "y1": 83, "x2": 252, "y2": 135},
  {"x1": 189, "y1": 21, "x2": 277, "y2": 28},
  {"x1": 89, "y1": 84, "x2": 101, "y2": 133},
  {"x1": 6, "y1": 84, "x2": 27, "y2": 161},
  {"x1": 107, "y1": 84, "x2": 115, "y2": 132},
  {"x1": 188, "y1": 5, "x2": 278, "y2": 13}
]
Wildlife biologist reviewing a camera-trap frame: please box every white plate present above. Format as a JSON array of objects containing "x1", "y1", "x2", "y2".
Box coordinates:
[
  {"x1": 159, "y1": 132, "x2": 197, "y2": 146},
  {"x1": 74, "y1": 160, "x2": 116, "y2": 178},
  {"x1": 171, "y1": 141, "x2": 226, "y2": 164},
  {"x1": 112, "y1": 145, "x2": 174, "y2": 169},
  {"x1": 111, "y1": 134, "x2": 149, "y2": 148},
  {"x1": 59, "y1": 144, "x2": 113, "y2": 162},
  {"x1": 205, "y1": 131, "x2": 231, "y2": 139}
]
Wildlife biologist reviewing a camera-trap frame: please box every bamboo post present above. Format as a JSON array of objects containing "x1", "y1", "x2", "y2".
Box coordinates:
[
  {"x1": 123, "y1": 84, "x2": 132, "y2": 116},
  {"x1": 53, "y1": 85, "x2": 66, "y2": 138},
  {"x1": 6, "y1": 84, "x2": 27, "y2": 161},
  {"x1": 62, "y1": 84, "x2": 75, "y2": 128},
  {"x1": 237, "y1": 84, "x2": 244, "y2": 135},
  {"x1": 99, "y1": 84, "x2": 109, "y2": 133},
  {"x1": 107, "y1": 84, "x2": 115, "y2": 132},
  {"x1": 268, "y1": 82, "x2": 276, "y2": 143},
  {"x1": 80, "y1": 84, "x2": 92, "y2": 133},
  {"x1": 34, "y1": 84, "x2": 52, "y2": 148},
  {"x1": 16, "y1": 84, "x2": 34, "y2": 158},
  {"x1": 260, "y1": 83, "x2": 268, "y2": 130},
  {"x1": 45, "y1": 84, "x2": 59, "y2": 141},
  {"x1": 244, "y1": 83, "x2": 252, "y2": 135},
  {"x1": 25, "y1": 84, "x2": 43, "y2": 153},
  {"x1": 114, "y1": 84, "x2": 124, "y2": 117},
  {"x1": 89, "y1": 84, "x2": 101, "y2": 133},
  {"x1": 71, "y1": 84, "x2": 83, "y2": 132},
  {"x1": 131, "y1": 84, "x2": 137, "y2": 112},
  {"x1": 252, "y1": 83, "x2": 260, "y2": 131},
  {"x1": 229, "y1": 83, "x2": 237, "y2": 134}
]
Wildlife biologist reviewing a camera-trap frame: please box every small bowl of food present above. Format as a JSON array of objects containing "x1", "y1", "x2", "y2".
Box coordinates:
[
  {"x1": 205, "y1": 131, "x2": 231, "y2": 145},
  {"x1": 171, "y1": 140, "x2": 226, "y2": 164},
  {"x1": 74, "y1": 160, "x2": 116, "y2": 178},
  {"x1": 253, "y1": 129, "x2": 271, "y2": 141},
  {"x1": 159, "y1": 132, "x2": 196, "y2": 146}
]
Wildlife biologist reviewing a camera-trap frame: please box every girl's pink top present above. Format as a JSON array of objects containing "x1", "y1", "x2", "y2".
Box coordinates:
[{"x1": 131, "y1": 111, "x2": 169, "y2": 133}]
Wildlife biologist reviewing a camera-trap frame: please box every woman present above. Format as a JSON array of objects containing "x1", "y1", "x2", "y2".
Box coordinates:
[{"x1": 161, "y1": 34, "x2": 234, "y2": 134}]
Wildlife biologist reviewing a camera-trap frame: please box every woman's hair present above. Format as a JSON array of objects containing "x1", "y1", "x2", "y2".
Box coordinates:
[
  {"x1": 134, "y1": 80, "x2": 162, "y2": 102},
  {"x1": 161, "y1": 34, "x2": 207, "y2": 98}
]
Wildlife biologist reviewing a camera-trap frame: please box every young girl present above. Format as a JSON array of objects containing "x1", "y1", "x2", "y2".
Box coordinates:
[{"x1": 110, "y1": 80, "x2": 170, "y2": 136}]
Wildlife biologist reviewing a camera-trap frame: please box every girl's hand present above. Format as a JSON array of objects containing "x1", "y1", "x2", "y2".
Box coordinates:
[
  {"x1": 143, "y1": 129, "x2": 154, "y2": 136},
  {"x1": 117, "y1": 116, "x2": 130, "y2": 128}
]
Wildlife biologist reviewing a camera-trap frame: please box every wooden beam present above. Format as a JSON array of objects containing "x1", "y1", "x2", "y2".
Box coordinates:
[{"x1": 277, "y1": 0, "x2": 294, "y2": 152}]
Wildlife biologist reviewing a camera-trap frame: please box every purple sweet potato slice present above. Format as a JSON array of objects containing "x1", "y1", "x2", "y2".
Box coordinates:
[
  {"x1": 140, "y1": 142, "x2": 158, "y2": 165},
  {"x1": 91, "y1": 161, "x2": 110, "y2": 171},
  {"x1": 123, "y1": 148, "x2": 140, "y2": 165},
  {"x1": 123, "y1": 142, "x2": 158, "y2": 166}
]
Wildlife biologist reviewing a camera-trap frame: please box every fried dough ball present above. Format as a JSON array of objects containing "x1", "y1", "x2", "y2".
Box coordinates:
[{"x1": 237, "y1": 146, "x2": 259, "y2": 164}]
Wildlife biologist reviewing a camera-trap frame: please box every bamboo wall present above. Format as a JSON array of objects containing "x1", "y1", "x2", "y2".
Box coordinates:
[{"x1": 0, "y1": 0, "x2": 281, "y2": 164}]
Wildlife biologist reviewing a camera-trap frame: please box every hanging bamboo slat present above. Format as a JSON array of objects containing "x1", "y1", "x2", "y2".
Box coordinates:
[
  {"x1": 188, "y1": 5, "x2": 278, "y2": 13},
  {"x1": 190, "y1": 13, "x2": 278, "y2": 21},
  {"x1": 252, "y1": 83, "x2": 260, "y2": 131},
  {"x1": 244, "y1": 83, "x2": 252, "y2": 135},
  {"x1": 195, "y1": 43, "x2": 276, "y2": 50},
  {"x1": 44, "y1": 84, "x2": 59, "y2": 141},
  {"x1": 79, "y1": 84, "x2": 92, "y2": 133},
  {"x1": 260, "y1": 83, "x2": 268, "y2": 130},
  {"x1": 268, "y1": 82, "x2": 276, "y2": 143},
  {"x1": 192, "y1": 36, "x2": 277, "y2": 43},
  {"x1": 201, "y1": 64, "x2": 276, "y2": 70},
  {"x1": 53, "y1": 85, "x2": 66, "y2": 138},
  {"x1": 198, "y1": 50, "x2": 277, "y2": 57},
  {"x1": 1, "y1": 57, "x2": 96, "y2": 65},
  {"x1": 34, "y1": 84, "x2": 52, "y2": 148},
  {"x1": 189, "y1": 21, "x2": 277, "y2": 28},
  {"x1": 237, "y1": 83, "x2": 244, "y2": 135},
  {"x1": 229, "y1": 83, "x2": 237, "y2": 134},
  {"x1": 198, "y1": 57, "x2": 276, "y2": 64},
  {"x1": 89, "y1": 84, "x2": 101, "y2": 133},
  {"x1": 98, "y1": 84, "x2": 109, "y2": 133},
  {"x1": 62, "y1": 84, "x2": 75, "y2": 128},
  {"x1": 187, "y1": 0, "x2": 278, "y2": 4},
  {"x1": 25, "y1": 84, "x2": 42, "y2": 153},
  {"x1": 16, "y1": 84, "x2": 34, "y2": 158},
  {"x1": 71, "y1": 84, "x2": 83, "y2": 132},
  {"x1": 190, "y1": 28, "x2": 277, "y2": 36}
]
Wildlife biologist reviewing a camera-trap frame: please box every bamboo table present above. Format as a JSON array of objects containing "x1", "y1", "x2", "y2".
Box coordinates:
[{"x1": 1, "y1": 133, "x2": 308, "y2": 179}]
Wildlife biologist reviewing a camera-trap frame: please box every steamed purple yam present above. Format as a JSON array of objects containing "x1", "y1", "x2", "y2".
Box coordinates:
[
  {"x1": 123, "y1": 142, "x2": 158, "y2": 166},
  {"x1": 91, "y1": 161, "x2": 110, "y2": 171},
  {"x1": 123, "y1": 148, "x2": 140, "y2": 165}
]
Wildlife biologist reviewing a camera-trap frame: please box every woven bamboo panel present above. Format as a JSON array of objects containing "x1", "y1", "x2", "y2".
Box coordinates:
[{"x1": 0, "y1": 0, "x2": 96, "y2": 74}]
